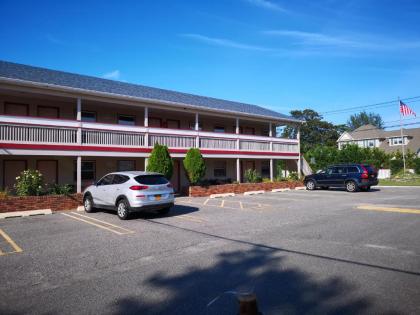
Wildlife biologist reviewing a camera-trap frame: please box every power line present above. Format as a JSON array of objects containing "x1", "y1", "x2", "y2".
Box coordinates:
[{"x1": 321, "y1": 95, "x2": 420, "y2": 116}]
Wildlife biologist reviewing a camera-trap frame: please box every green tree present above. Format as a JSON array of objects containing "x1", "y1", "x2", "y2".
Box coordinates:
[
  {"x1": 146, "y1": 143, "x2": 173, "y2": 179},
  {"x1": 347, "y1": 111, "x2": 384, "y2": 131},
  {"x1": 281, "y1": 109, "x2": 345, "y2": 153},
  {"x1": 183, "y1": 148, "x2": 206, "y2": 185}
]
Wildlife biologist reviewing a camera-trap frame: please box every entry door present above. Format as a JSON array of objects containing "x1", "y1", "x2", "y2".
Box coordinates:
[
  {"x1": 242, "y1": 161, "x2": 255, "y2": 181},
  {"x1": 37, "y1": 160, "x2": 57, "y2": 185},
  {"x1": 171, "y1": 160, "x2": 180, "y2": 193},
  {"x1": 3, "y1": 160, "x2": 27, "y2": 190}
]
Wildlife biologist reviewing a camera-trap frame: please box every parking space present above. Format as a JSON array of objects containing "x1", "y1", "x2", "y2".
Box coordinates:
[{"x1": 1, "y1": 187, "x2": 419, "y2": 314}]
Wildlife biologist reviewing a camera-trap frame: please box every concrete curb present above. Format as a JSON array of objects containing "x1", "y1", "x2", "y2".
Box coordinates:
[
  {"x1": 0, "y1": 209, "x2": 52, "y2": 219},
  {"x1": 272, "y1": 188, "x2": 291, "y2": 192},
  {"x1": 377, "y1": 185, "x2": 420, "y2": 188},
  {"x1": 210, "y1": 193, "x2": 235, "y2": 199},
  {"x1": 77, "y1": 206, "x2": 84, "y2": 212},
  {"x1": 243, "y1": 190, "x2": 265, "y2": 196},
  {"x1": 294, "y1": 186, "x2": 306, "y2": 190}
]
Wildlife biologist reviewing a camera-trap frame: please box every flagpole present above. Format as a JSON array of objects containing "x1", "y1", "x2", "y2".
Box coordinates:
[{"x1": 398, "y1": 97, "x2": 406, "y2": 175}]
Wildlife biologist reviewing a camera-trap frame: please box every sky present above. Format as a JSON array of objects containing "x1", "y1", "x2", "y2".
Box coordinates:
[{"x1": 1, "y1": 0, "x2": 420, "y2": 128}]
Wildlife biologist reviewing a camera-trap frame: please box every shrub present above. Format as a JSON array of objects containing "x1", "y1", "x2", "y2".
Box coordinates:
[
  {"x1": 287, "y1": 171, "x2": 299, "y2": 181},
  {"x1": 275, "y1": 160, "x2": 286, "y2": 179},
  {"x1": 146, "y1": 143, "x2": 173, "y2": 179},
  {"x1": 414, "y1": 158, "x2": 420, "y2": 175},
  {"x1": 48, "y1": 183, "x2": 73, "y2": 195},
  {"x1": 14, "y1": 169, "x2": 44, "y2": 196},
  {"x1": 183, "y1": 148, "x2": 206, "y2": 185},
  {"x1": 390, "y1": 159, "x2": 404, "y2": 175},
  {"x1": 244, "y1": 169, "x2": 261, "y2": 183},
  {"x1": 262, "y1": 177, "x2": 272, "y2": 183}
]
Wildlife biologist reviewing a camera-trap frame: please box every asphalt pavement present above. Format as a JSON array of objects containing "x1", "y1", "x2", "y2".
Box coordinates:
[{"x1": 0, "y1": 187, "x2": 419, "y2": 314}]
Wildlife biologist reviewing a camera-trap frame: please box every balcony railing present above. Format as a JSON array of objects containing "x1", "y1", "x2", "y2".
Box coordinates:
[{"x1": 0, "y1": 115, "x2": 299, "y2": 154}]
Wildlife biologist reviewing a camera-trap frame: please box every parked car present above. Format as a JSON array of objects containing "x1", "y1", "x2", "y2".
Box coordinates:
[
  {"x1": 304, "y1": 164, "x2": 378, "y2": 192},
  {"x1": 83, "y1": 171, "x2": 174, "y2": 219}
]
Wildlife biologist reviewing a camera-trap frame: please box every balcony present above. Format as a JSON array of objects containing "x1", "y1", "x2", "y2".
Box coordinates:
[{"x1": 0, "y1": 115, "x2": 299, "y2": 156}]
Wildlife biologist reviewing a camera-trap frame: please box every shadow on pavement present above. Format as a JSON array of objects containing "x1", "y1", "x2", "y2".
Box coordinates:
[{"x1": 110, "y1": 247, "x2": 383, "y2": 315}]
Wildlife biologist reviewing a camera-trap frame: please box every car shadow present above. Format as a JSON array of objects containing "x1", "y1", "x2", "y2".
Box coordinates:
[
  {"x1": 316, "y1": 187, "x2": 381, "y2": 193},
  {"x1": 129, "y1": 204, "x2": 199, "y2": 220}
]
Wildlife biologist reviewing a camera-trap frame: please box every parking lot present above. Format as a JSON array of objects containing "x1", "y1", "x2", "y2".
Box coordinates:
[{"x1": 1, "y1": 187, "x2": 419, "y2": 314}]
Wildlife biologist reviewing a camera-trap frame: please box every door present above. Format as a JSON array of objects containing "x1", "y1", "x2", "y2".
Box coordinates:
[
  {"x1": 37, "y1": 160, "x2": 58, "y2": 185},
  {"x1": 242, "y1": 161, "x2": 255, "y2": 181},
  {"x1": 332, "y1": 166, "x2": 347, "y2": 186},
  {"x1": 171, "y1": 160, "x2": 180, "y2": 193},
  {"x1": 317, "y1": 167, "x2": 334, "y2": 185},
  {"x1": 93, "y1": 174, "x2": 114, "y2": 206},
  {"x1": 166, "y1": 119, "x2": 180, "y2": 129},
  {"x1": 3, "y1": 160, "x2": 27, "y2": 190}
]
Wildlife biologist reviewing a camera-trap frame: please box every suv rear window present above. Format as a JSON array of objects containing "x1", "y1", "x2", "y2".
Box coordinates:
[
  {"x1": 134, "y1": 175, "x2": 168, "y2": 185},
  {"x1": 347, "y1": 166, "x2": 359, "y2": 173}
]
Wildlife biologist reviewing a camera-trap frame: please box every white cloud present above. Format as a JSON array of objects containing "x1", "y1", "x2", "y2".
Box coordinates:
[
  {"x1": 244, "y1": 0, "x2": 287, "y2": 12},
  {"x1": 102, "y1": 70, "x2": 121, "y2": 80},
  {"x1": 180, "y1": 33, "x2": 273, "y2": 52}
]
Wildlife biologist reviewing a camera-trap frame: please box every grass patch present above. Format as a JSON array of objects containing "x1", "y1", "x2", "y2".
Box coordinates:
[{"x1": 379, "y1": 173, "x2": 420, "y2": 186}]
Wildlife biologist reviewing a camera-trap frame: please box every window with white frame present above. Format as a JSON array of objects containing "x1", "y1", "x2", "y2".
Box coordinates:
[
  {"x1": 390, "y1": 137, "x2": 406, "y2": 146},
  {"x1": 213, "y1": 161, "x2": 226, "y2": 177}
]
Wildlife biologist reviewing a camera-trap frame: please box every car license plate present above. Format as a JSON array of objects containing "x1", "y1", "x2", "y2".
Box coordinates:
[{"x1": 155, "y1": 195, "x2": 161, "y2": 201}]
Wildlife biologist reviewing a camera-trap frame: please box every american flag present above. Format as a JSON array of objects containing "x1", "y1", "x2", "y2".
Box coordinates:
[{"x1": 400, "y1": 101, "x2": 416, "y2": 117}]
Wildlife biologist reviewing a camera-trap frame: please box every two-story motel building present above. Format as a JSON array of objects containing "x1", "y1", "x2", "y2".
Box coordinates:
[{"x1": 0, "y1": 61, "x2": 303, "y2": 194}]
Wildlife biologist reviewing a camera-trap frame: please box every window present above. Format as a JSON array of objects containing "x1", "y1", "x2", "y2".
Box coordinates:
[
  {"x1": 5, "y1": 102, "x2": 29, "y2": 116},
  {"x1": 166, "y1": 119, "x2": 180, "y2": 129},
  {"x1": 243, "y1": 127, "x2": 255, "y2": 135},
  {"x1": 149, "y1": 117, "x2": 162, "y2": 127},
  {"x1": 326, "y1": 167, "x2": 334, "y2": 175},
  {"x1": 97, "y1": 174, "x2": 114, "y2": 186},
  {"x1": 135, "y1": 175, "x2": 168, "y2": 185},
  {"x1": 390, "y1": 137, "x2": 405, "y2": 146},
  {"x1": 214, "y1": 126, "x2": 225, "y2": 133},
  {"x1": 332, "y1": 167, "x2": 346, "y2": 174},
  {"x1": 112, "y1": 175, "x2": 130, "y2": 185},
  {"x1": 347, "y1": 166, "x2": 359, "y2": 173},
  {"x1": 37, "y1": 106, "x2": 59, "y2": 118},
  {"x1": 368, "y1": 140, "x2": 375, "y2": 147},
  {"x1": 214, "y1": 161, "x2": 226, "y2": 177},
  {"x1": 118, "y1": 115, "x2": 135, "y2": 126},
  {"x1": 261, "y1": 161, "x2": 270, "y2": 178},
  {"x1": 81, "y1": 111, "x2": 96, "y2": 122},
  {"x1": 118, "y1": 160, "x2": 135, "y2": 171},
  {"x1": 74, "y1": 161, "x2": 96, "y2": 181}
]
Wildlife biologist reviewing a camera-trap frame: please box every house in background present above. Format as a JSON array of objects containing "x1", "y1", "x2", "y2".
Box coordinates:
[
  {"x1": 337, "y1": 124, "x2": 420, "y2": 156},
  {"x1": 0, "y1": 60, "x2": 303, "y2": 194}
]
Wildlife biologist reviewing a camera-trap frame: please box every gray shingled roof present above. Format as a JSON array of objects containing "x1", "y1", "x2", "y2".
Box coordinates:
[{"x1": 0, "y1": 60, "x2": 300, "y2": 122}]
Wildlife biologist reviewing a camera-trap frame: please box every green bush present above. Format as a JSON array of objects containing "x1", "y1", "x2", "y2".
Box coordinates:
[
  {"x1": 390, "y1": 159, "x2": 404, "y2": 175},
  {"x1": 183, "y1": 148, "x2": 206, "y2": 185},
  {"x1": 48, "y1": 183, "x2": 73, "y2": 195},
  {"x1": 146, "y1": 143, "x2": 173, "y2": 179},
  {"x1": 413, "y1": 158, "x2": 420, "y2": 175},
  {"x1": 287, "y1": 171, "x2": 299, "y2": 181},
  {"x1": 275, "y1": 160, "x2": 286, "y2": 179},
  {"x1": 14, "y1": 169, "x2": 44, "y2": 196},
  {"x1": 244, "y1": 169, "x2": 261, "y2": 183}
]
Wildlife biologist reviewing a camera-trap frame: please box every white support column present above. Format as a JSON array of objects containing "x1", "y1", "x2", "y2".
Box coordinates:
[
  {"x1": 76, "y1": 98, "x2": 82, "y2": 193},
  {"x1": 270, "y1": 159, "x2": 274, "y2": 181},
  {"x1": 236, "y1": 118, "x2": 240, "y2": 150},
  {"x1": 76, "y1": 97, "x2": 82, "y2": 145},
  {"x1": 195, "y1": 113, "x2": 199, "y2": 148},
  {"x1": 76, "y1": 156, "x2": 82, "y2": 193},
  {"x1": 236, "y1": 158, "x2": 240, "y2": 183},
  {"x1": 269, "y1": 122, "x2": 273, "y2": 151},
  {"x1": 144, "y1": 107, "x2": 149, "y2": 147},
  {"x1": 297, "y1": 126, "x2": 301, "y2": 179},
  {"x1": 144, "y1": 158, "x2": 149, "y2": 171}
]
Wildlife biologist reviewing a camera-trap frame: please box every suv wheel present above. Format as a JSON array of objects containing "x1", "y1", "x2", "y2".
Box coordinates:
[
  {"x1": 346, "y1": 180, "x2": 357, "y2": 192},
  {"x1": 117, "y1": 199, "x2": 130, "y2": 220},
  {"x1": 306, "y1": 180, "x2": 316, "y2": 190},
  {"x1": 84, "y1": 195, "x2": 95, "y2": 213}
]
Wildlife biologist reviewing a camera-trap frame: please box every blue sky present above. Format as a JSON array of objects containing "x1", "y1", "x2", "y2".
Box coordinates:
[{"x1": 1, "y1": 0, "x2": 420, "y2": 127}]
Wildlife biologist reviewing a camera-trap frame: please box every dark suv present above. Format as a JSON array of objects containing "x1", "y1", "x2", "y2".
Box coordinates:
[{"x1": 304, "y1": 164, "x2": 378, "y2": 192}]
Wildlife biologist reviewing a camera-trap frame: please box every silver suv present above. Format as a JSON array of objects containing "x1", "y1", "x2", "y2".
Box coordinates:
[{"x1": 83, "y1": 171, "x2": 174, "y2": 220}]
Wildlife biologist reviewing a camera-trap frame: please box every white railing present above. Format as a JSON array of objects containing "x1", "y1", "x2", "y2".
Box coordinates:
[
  {"x1": 272, "y1": 142, "x2": 298, "y2": 152},
  {"x1": 0, "y1": 123, "x2": 77, "y2": 144},
  {"x1": 0, "y1": 116, "x2": 299, "y2": 154},
  {"x1": 200, "y1": 137, "x2": 237, "y2": 150},
  {"x1": 82, "y1": 129, "x2": 145, "y2": 146},
  {"x1": 240, "y1": 140, "x2": 270, "y2": 151},
  {"x1": 149, "y1": 134, "x2": 196, "y2": 148}
]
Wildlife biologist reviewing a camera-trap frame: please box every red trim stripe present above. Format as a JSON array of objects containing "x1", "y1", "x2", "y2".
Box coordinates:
[{"x1": 0, "y1": 143, "x2": 299, "y2": 157}]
